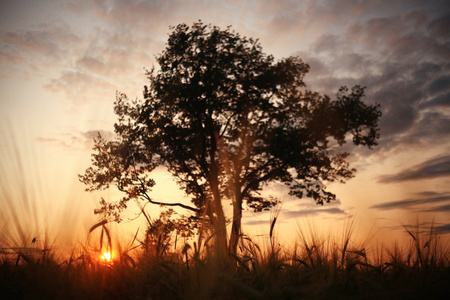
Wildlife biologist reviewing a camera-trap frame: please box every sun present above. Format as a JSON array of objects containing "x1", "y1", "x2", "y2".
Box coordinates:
[{"x1": 100, "y1": 252, "x2": 111, "y2": 262}]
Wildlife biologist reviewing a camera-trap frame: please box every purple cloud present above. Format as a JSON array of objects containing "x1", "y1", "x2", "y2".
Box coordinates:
[
  {"x1": 378, "y1": 155, "x2": 450, "y2": 183},
  {"x1": 370, "y1": 191, "x2": 450, "y2": 211}
]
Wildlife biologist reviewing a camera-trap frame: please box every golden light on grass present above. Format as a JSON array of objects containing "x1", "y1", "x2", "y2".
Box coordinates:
[{"x1": 0, "y1": 123, "x2": 86, "y2": 253}]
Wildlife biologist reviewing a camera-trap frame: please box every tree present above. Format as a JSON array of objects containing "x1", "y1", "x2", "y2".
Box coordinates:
[{"x1": 79, "y1": 22, "x2": 381, "y2": 258}]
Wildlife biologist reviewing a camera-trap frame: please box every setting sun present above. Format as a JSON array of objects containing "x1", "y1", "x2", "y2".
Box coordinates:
[{"x1": 100, "y1": 252, "x2": 111, "y2": 262}]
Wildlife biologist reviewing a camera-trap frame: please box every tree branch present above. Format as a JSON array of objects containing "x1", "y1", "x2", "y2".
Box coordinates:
[
  {"x1": 134, "y1": 173, "x2": 200, "y2": 213},
  {"x1": 143, "y1": 195, "x2": 200, "y2": 213},
  {"x1": 242, "y1": 161, "x2": 287, "y2": 197}
]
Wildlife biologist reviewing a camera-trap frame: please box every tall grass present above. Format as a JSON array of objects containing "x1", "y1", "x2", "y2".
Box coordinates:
[{"x1": 4, "y1": 215, "x2": 449, "y2": 300}]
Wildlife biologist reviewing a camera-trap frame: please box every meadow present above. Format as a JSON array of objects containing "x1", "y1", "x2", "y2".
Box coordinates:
[
  {"x1": 1, "y1": 215, "x2": 449, "y2": 300},
  {"x1": 1, "y1": 127, "x2": 449, "y2": 299}
]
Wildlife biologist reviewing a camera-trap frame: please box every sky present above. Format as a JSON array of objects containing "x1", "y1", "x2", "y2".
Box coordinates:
[{"x1": 1, "y1": 0, "x2": 449, "y2": 251}]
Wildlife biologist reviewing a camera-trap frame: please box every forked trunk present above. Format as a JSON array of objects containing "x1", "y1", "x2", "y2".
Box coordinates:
[{"x1": 209, "y1": 170, "x2": 228, "y2": 258}]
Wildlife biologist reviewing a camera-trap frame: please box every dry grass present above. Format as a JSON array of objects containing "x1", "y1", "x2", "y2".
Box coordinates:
[{"x1": 1, "y1": 217, "x2": 449, "y2": 300}]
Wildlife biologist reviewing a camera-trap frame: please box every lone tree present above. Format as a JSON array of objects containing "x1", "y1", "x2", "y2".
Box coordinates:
[{"x1": 80, "y1": 22, "x2": 381, "y2": 257}]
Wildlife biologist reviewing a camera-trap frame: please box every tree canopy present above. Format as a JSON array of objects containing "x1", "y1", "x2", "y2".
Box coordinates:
[{"x1": 80, "y1": 22, "x2": 381, "y2": 257}]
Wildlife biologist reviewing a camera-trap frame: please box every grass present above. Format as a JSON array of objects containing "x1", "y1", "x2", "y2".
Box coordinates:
[{"x1": 1, "y1": 218, "x2": 449, "y2": 300}]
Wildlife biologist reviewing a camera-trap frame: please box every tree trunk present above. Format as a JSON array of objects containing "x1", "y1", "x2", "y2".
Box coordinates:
[
  {"x1": 208, "y1": 167, "x2": 227, "y2": 259},
  {"x1": 206, "y1": 125, "x2": 228, "y2": 259},
  {"x1": 229, "y1": 195, "x2": 242, "y2": 257}
]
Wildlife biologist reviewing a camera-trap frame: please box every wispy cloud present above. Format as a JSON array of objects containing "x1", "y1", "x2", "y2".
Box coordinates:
[
  {"x1": 37, "y1": 129, "x2": 114, "y2": 151},
  {"x1": 0, "y1": 21, "x2": 81, "y2": 71},
  {"x1": 276, "y1": 198, "x2": 349, "y2": 220},
  {"x1": 282, "y1": 207, "x2": 348, "y2": 219},
  {"x1": 436, "y1": 223, "x2": 450, "y2": 234},
  {"x1": 242, "y1": 206, "x2": 348, "y2": 227},
  {"x1": 382, "y1": 220, "x2": 450, "y2": 236},
  {"x1": 378, "y1": 155, "x2": 450, "y2": 183},
  {"x1": 422, "y1": 204, "x2": 450, "y2": 213},
  {"x1": 370, "y1": 191, "x2": 450, "y2": 211},
  {"x1": 242, "y1": 196, "x2": 348, "y2": 227}
]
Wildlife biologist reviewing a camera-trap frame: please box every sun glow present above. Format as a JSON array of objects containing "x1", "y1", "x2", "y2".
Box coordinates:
[{"x1": 100, "y1": 252, "x2": 111, "y2": 262}]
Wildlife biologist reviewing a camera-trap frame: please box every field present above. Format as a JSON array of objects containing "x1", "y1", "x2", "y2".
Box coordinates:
[{"x1": 1, "y1": 219, "x2": 449, "y2": 300}]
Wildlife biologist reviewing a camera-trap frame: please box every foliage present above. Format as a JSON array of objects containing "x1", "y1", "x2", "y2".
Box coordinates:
[
  {"x1": 143, "y1": 209, "x2": 197, "y2": 257},
  {"x1": 79, "y1": 21, "x2": 382, "y2": 255}
]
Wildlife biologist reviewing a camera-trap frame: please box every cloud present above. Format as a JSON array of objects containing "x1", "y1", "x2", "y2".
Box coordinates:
[
  {"x1": 0, "y1": 11, "x2": 154, "y2": 109},
  {"x1": 242, "y1": 196, "x2": 348, "y2": 226},
  {"x1": 69, "y1": 0, "x2": 178, "y2": 29},
  {"x1": 242, "y1": 206, "x2": 348, "y2": 227},
  {"x1": 281, "y1": 206, "x2": 349, "y2": 220},
  {"x1": 281, "y1": 199, "x2": 349, "y2": 219},
  {"x1": 0, "y1": 21, "x2": 81, "y2": 70},
  {"x1": 427, "y1": 75, "x2": 450, "y2": 94},
  {"x1": 408, "y1": 112, "x2": 450, "y2": 143},
  {"x1": 82, "y1": 130, "x2": 114, "y2": 140},
  {"x1": 37, "y1": 129, "x2": 114, "y2": 151},
  {"x1": 76, "y1": 56, "x2": 106, "y2": 74},
  {"x1": 39, "y1": 25, "x2": 154, "y2": 106},
  {"x1": 387, "y1": 221, "x2": 450, "y2": 236},
  {"x1": 287, "y1": 1, "x2": 450, "y2": 158},
  {"x1": 378, "y1": 155, "x2": 450, "y2": 183},
  {"x1": 427, "y1": 13, "x2": 450, "y2": 39},
  {"x1": 64, "y1": 0, "x2": 255, "y2": 39},
  {"x1": 2, "y1": 0, "x2": 450, "y2": 160},
  {"x1": 436, "y1": 223, "x2": 450, "y2": 234},
  {"x1": 44, "y1": 70, "x2": 117, "y2": 104},
  {"x1": 370, "y1": 191, "x2": 450, "y2": 211},
  {"x1": 422, "y1": 204, "x2": 450, "y2": 213}
]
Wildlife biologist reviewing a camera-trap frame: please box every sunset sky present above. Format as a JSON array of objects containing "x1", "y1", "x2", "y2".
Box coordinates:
[{"x1": 1, "y1": 0, "x2": 449, "y2": 250}]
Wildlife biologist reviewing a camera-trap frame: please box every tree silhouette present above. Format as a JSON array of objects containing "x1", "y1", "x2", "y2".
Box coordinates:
[{"x1": 79, "y1": 22, "x2": 381, "y2": 257}]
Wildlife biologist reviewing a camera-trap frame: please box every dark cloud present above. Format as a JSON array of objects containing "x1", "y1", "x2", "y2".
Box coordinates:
[
  {"x1": 378, "y1": 155, "x2": 450, "y2": 183},
  {"x1": 409, "y1": 112, "x2": 450, "y2": 141},
  {"x1": 427, "y1": 13, "x2": 450, "y2": 39},
  {"x1": 421, "y1": 94, "x2": 450, "y2": 108},
  {"x1": 422, "y1": 204, "x2": 450, "y2": 212},
  {"x1": 242, "y1": 198, "x2": 348, "y2": 226},
  {"x1": 361, "y1": 60, "x2": 448, "y2": 149},
  {"x1": 416, "y1": 191, "x2": 448, "y2": 198},
  {"x1": 244, "y1": 218, "x2": 277, "y2": 227},
  {"x1": 383, "y1": 220, "x2": 450, "y2": 236},
  {"x1": 435, "y1": 223, "x2": 450, "y2": 234},
  {"x1": 281, "y1": 207, "x2": 348, "y2": 219},
  {"x1": 312, "y1": 34, "x2": 340, "y2": 54},
  {"x1": 377, "y1": 89, "x2": 419, "y2": 136},
  {"x1": 409, "y1": 222, "x2": 450, "y2": 235},
  {"x1": 370, "y1": 192, "x2": 450, "y2": 210},
  {"x1": 295, "y1": 1, "x2": 450, "y2": 156},
  {"x1": 427, "y1": 75, "x2": 450, "y2": 94}
]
